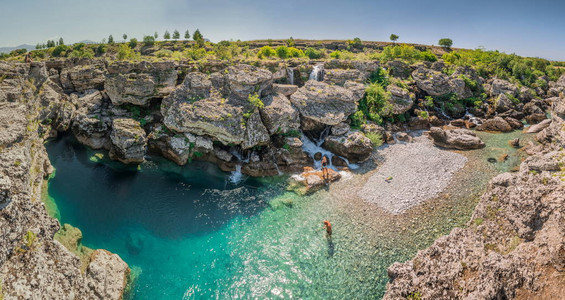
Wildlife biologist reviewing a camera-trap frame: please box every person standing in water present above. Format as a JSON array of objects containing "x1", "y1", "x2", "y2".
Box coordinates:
[
  {"x1": 321, "y1": 156, "x2": 329, "y2": 183},
  {"x1": 323, "y1": 220, "x2": 332, "y2": 239}
]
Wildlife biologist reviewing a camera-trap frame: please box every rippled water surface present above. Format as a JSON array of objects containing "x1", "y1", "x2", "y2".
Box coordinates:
[{"x1": 45, "y1": 131, "x2": 533, "y2": 299}]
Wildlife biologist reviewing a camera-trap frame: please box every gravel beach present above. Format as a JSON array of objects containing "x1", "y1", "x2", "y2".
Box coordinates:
[{"x1": 359, "y1": 135, "x2": 467, "y2": 214}]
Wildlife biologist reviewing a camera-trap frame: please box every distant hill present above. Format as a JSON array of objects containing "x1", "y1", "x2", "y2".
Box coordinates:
[{"x1": 0, "y1": 44, "x2": 35, "y2": 54}]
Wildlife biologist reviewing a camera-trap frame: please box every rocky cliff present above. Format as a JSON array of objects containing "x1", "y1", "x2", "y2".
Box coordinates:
[
  {"x1": 0, "y1": 62, "x2": 129, "y2": 300},
  {"x1": 383, "y1": 97, "x2": 565, "y2": 299}
]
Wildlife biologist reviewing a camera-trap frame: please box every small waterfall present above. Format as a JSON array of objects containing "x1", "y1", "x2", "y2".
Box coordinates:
[
  {"x1": 464, "y1": 109, "x2": 482, "y2": 125},
  {"x1": 300, "y1": 129, "x2": 358, "y2": 170},
  {"x1": 309, "y1": 64, "x2": 324, "y2": 81},
  {"x1": 228, "y1": 148, "x2": 251, "y2": 184},
  {"x1": 287, "y1": 68, "x2": 295, "y2": 85},
  {"x1": 271, "y1": 152, "x2": 282, "y2": 175}
]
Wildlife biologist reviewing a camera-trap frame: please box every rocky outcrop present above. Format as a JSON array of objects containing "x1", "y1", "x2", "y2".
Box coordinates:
[
  {"x1": 109, "y1": 118, "x2": 147, "y2": 164},
  {"x1": 105, "y1": 61, "x2": 177, "y2": 106},
  {"x1": 290, "y1": 80, "x2": 360, "y2": 126},
  {"x1": 259, "y1": 93, "x2": 300, "y2": 135},
  {"x1": 0, "y1": 65, "x2": 129, "y2": 300},
  {"x1": 386, "y1": 85, "x2": 415, "y2": 114},
  {"x1": 323, "y1": 131, "x2": 373, "y2": 162},
  {"x1": 476, "y1": 116, "x2": 513, "y2": 132},
  {"x1": 526, "y1": 119, "x2": 552, "y2": 133},
  {"x1": 85, "y1": 250, "x2": 130, "y2": 300},
  {"x1": 384, "y1": 98, "x2": 565, "y2": 300},
  {"x1": 428, "y1": 127, "x2": 485, "y2": 150},
  {"x1": 288, "y1": 166, "x2": 341, "y2": 195},
  {"x1": 60, "y1": 62, "x2": 105, "y2": 93},
  {"x1": 488, "y1": 78, "x2": 518, "y2": 97},
  {"x1": 411, "y1": 67, "x2": 472, "y2": 98}
]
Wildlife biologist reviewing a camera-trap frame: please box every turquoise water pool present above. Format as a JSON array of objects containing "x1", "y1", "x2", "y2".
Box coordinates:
[{"x1": 45, "y1": 131, "x2": 532, "y2": 299}]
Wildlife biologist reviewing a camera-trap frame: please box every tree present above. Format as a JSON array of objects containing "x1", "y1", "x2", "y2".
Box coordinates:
[
  {"x1": 173, "y1": 30, "x2": 180, "y2": 40},
  {"x1": 193, "y1": 29, "x2": 204, "y2": 47},
  {"x1": 439, "y1": 38, "x2": 453, "y2": 49},
  {"x1": 58, "y1": 37, "x2": 64, "y2": 46},
  {"x1": 108, "y1": 35, "x2": 114, "y2": 44},
  {"x1": 390, "y1": 34, "x2": 399, "y2": 43},
  {"x1": 123, "y1": 34, "x2": 128, "y2": 40},
  {"x1": 129, "y1": 38, "x2": 138, "y2": 49},
  {"x1": 184, "y1": 30, "x2": 190, "y2": 40},
  {"x1": 164, "y1": 30, "x2": 171, "y2": 40},
  {"x1": 143, "y1": 35, "x2": 156, "y2": 46},
  {"x1": 154, "y1": 32, "x2": 158, "y2": 39}
]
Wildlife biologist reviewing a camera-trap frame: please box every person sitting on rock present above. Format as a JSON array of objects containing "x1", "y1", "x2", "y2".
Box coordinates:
[
  {"x1": 321, "y1": 156, "x2": 329, "y2": 182},
  {"x1": 24, "y1": 52, "x2": 33, "y2": 63}
]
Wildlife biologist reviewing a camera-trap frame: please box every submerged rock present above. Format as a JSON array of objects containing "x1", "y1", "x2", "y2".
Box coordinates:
[{"x1": 429, "y1": 127, "x2": 485, "y2": 150}]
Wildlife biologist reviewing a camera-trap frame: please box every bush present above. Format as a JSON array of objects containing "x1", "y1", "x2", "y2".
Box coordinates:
[
  {"x1": 288, "y1": 47, "x2": 304, "y2": 58},
  {"x1": 183, "y1": 46, "x2": 207, "y2": 60},
  {"x1": 10, "y1": 48, "x2": 27, "y2": 56},
  {"x1": 257, "y1": 46, "x2": 276, "y2": 59},
  {"x1": 365, "y1": 132, "x2": 383, "y2": 148},
  {"x1": 117, "y1": 44, "x2": 139, "y2": 60},
  {"x1": 143, "y1": 35, "x2": 155, "y2": 46},
  {"x1": 368, "y1": 68, "x2": 390, "y2": 86},
  {"x1": 96, "y1": 44, "x2": 107, "y2": 55},
  {"x1": 329, "y1": 50, "x2": 355, "y2": 60},
  {"x1": 73, "y1": 43, "x2": 86, "y2": 51},
  {"x1": 420, "y1": 50, "x2": 437, "y2": 62},
  {"x1": 275, "y1": 46, "x2": 290, "y2": 59},
  {"x1": 380, "y1": 44, "x2": 422, "y2": 63},
  {"x1": 247, "y1": 93, "x2": 264, "y2": 109},
  {"x1": 128, "y1": 38, "x2": 138, "y2": 49},
  {"x1": 357, "y1": 83, "x2": 392, "y2": 125},
  {"x1": 52, "y1": 45, "x2": 70, "y2": 57},
  {"x1": 305, "y1": 47, "x2": 324, "y2": 59}
]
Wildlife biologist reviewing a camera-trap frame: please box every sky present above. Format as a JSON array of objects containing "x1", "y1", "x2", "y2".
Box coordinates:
[{"x1": 1, "y1": 0, "x2": 564, "y2": 60}]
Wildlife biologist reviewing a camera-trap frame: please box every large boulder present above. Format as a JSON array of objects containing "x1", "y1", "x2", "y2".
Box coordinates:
[
  {"x1": 493, "y1": 93, "x2": 516, "y2": 113},
  {"x1": 290, "y1": 80, "x2": 360, "y2": 126},
  {"x1": 272, "y1": 83, "x2": 298, "y2": 97},
  {"x1": 476, "y1": 116, "x2": 513, "y2": 132},
  {"x1": 412, "y1": 68, "x2": 452, "y2": 96},
  {"x1": 429, "y1": 127, "x2": 485, "y2": 150},
  {"x1": 527, "y1": 119, "x2": 552, "y2": 133},
  {"x1": 105, "y1": 61, "x2": 178, "y2": 106},
  {"x1": 489, "y1": 79, "x2": 518, "y2": 97},
  {"x1": 259, "y1": 93, "x2": 300, "y2": 135},
  {"x1": 85, "y1": 249, "x2": 130, "y2": 300},
  {"x1": 323, "y1": 68, "x2": 366, "y2": 85},
  {"x1": 161, "y1": 67, "x2": 273, "y2": 148},
  {"x1": 386, "y1": 85, "x2": 415, "y2": 114},
  {"x1": 109, "y1": 118, "x2": 147, "y2": 164},
  {"x1": 323, "y1": 131, "x2": 373, "y2": 162}
]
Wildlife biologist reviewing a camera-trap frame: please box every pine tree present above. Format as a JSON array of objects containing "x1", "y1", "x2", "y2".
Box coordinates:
[
  {"x1": 108, "y1": 35, "x2": 114, "y2": 44},
  {"x1": 193, "y1": 29, "x2": 204, "y2": 47},
  {"x1": 154, "y1": 32, "x2": 159, "y2": 39},
  {"x1": 164, "y1": 30, "x2": 171, "y2": 40},
  {"x1": 123, "y1": 34, "x2": 128, "y2": 41},
  {"x1": 184, "y1": 30, "x2": 190, "y2": 40},
  {"x1": 58, "y1": 37, "x2": 64, "y2": 46},
  {"x1": 173, "y1": 30, "x2": 180, "y2": 40}
]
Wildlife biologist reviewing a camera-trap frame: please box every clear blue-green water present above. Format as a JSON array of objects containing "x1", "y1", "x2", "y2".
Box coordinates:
[
  {"x1": 45, "y1": 131, "x2": 532, "y2": 299},
  {"x1": 46, "y1": 137, "x2": 413, "y2": 299}
]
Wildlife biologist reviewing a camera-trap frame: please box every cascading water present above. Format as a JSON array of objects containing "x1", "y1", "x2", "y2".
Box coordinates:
[
  {"x1": 228, "y1": 148, "x2": 251, "y2": 184},
  {"x1": 287, "y1": 68, "x2": 295, "y2": 85},
  {"x1": 299, "y1": 127, "x2": 358, "y2": 171},
  {"x1": 309, "y1": 64, "x2": 324, "y2": 81},
  {"x1": 464, "y1": 109, "x2": 482, "y2": 125}
]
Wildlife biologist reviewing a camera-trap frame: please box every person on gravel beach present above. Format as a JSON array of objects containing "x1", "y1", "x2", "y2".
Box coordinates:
[{"x1": 321, "y1": 156, "x2": 329, "y2": 183}]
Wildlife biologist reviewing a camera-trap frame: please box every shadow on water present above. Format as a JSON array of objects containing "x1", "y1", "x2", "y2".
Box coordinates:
[{"x1": 45, "y1": 135, "x2": 284, "y2": 241}]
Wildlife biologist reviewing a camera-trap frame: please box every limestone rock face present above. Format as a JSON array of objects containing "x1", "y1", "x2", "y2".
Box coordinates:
[
  {"x1": 412, "y1": 68, "x2": 452, "y2": 96},
  {"x1": 387, "y1": 85, "x2": 415, "y2": 114},
  {"x1": 493, "y1": 93, "x2": 516, "y2": 113},
  {"x1": 526, "y1": 119, "x2": 552, "y2": 133},
  {"x1": 85, "y1": 250, "x2": 130, "y2": 300},
  {"x1": 105, "y1": 61, "x2": 178, "y2": 106},
  {"x1": 323, "y1": 131, "x2": 373, "y2": 162},
  {"x1": 272, "y1": 83, "x2": 298, "y2": 97},
  {"x1": 242, "y1": 109, "x2": 271, "y2": 149},
  {"x1": 323, "y1": 68, "x2": 365, "y2": 85},
  {"x1": 489, "y1": 78, "x2": 518, "y2": 97},
  {"x1": 148, "y1": 127, "x2": 213, "y2": 166},
  {"x1": 60, "y1": 63, "x2": 105, "y2": 93},
  {"x1": 290, "y1": 80, "x2": 360, "y2": 126},
  {"x1": 429, "y1": 127, "x2": 485, "y2": 150},
  {"x1": 476, "y1": 116, "x2": 513, "y2": 132},
  {"x1": 109, "y1": 118, "x2": 147, "y2": 164},
  {"x1": 161, "y1": 66, "x2": 273, "y2": 149},
  {"x1": 72, "y1": 116, "x2": 111, "y2": 150},
  {"x1": 259, "y1": 93, "x2": 300, "y2": 135}
]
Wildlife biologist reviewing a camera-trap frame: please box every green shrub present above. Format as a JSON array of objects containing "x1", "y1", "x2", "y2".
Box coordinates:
[
  {"x1": 380, "y1": 44, "x2": 422, "y2": 63},
  {"x1": 52, "y1": 45, "x2": 70, "y2": 57},
  {"x1": 257, "y1": 46, "x2": 276, "y2": 59},
  {"x1": 365, "y1": 132, "x2": 383, "y2": 148},
  {"x1": 418, "y1": 110, "x2": 429, "y2": 119},
  {"x1": 128, "y1": 38, "x2": 138, "y2": 49},
  {"x1": 420, "y1": 50, "x2": 437, "y2": 62},
  {"x1": 96, "y1": 44, "x2": 107, "y2": 55},
  {"x1": 305, "y1": 47, "x2": 324, "y2": 59},
  {"x1": 10, "y1": 48, "x2": 27, "y2": 56},
  {"x1": 143, "y1": 35, "x2": 155, "y2": 46},
  {"x1": 356, "y1": 83, "x2": 392, "y2": 125},
  {"x1": 349, "y1": 110, "x2": 366, "y2": 128},
  {"x1": 288, "y1": 47, "x2": 304, "y2": 58},
  {"x1": 439, "y1": 38, "x2": 453, "y2": 48},
  {"x1": 275, "y1": 46, "x2": 290, "y2": 59},
  {"x1": 368, "y1": 68, "x2": 390, "y2": 86},
  {"x1": 73, "y1": 43, "x2": 86, "y2": 51},
  {"x1": 155, "y1": 49, "x2": 173, "y2": 58},
  {"x1": 117, "y1": 44, "x2": 139, "y2": 60},
  {"x1": 247, "y1": 93, "x2": 264, "y2": 109},
  {"x1": 183, "y1": 46, "x2": 207, "y2": 60}
]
